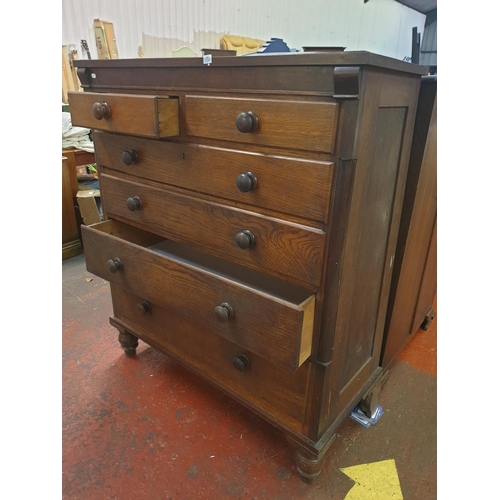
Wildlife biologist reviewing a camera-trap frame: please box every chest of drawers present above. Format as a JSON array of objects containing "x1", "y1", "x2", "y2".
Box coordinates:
[{"x1": 70, "y1": 52, "x2": 426, "y2": 482}]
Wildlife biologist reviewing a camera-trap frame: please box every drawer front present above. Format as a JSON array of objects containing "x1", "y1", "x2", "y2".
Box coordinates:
[
  {"x1": 110, "y1": 284, "x2": 311, "y2": 429},
  {"x1": 82, "y1": 220, "x2": 316, "y2": 371},
  {"x1": 68, "y1": 91, "x2": 180, "y2": 138},
  {"x1": 100, "y1": 174, "x2": 325, "y2": 286},
  {"x1": 95, "y1": 131, "x2": 334, "y2": 222},
  {"x1": 185, "y1": 96, "x2": 338, "y2": 153}
]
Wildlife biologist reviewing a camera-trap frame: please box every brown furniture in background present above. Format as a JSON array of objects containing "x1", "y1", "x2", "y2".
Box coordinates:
[
  {"x1": 381, "y1": 75, "x2": 437, "y2": 368},
  {"x1": 62, "y1": 148, "x2": 96, "y2": 259},
  {"x1": 202, "y1": 48, "x2": 237, "y2": 57},
  {"x1": 69, "y1": 52, "x2": 426, "y2": 482},
  {"x1": 303, "y1": 46, "x2": 346, "y2": 52},
  {"x1": 62, "y1": 156, "x2": 82, "y2": 259}
]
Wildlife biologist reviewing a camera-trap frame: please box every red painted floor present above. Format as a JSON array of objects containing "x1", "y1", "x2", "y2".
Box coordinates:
[{"x1": 62, "y1": 254, "x2": 437, "y2": 499}]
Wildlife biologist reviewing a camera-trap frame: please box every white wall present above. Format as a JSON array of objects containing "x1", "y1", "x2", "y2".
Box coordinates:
[{"x1": 62, "y1": 0, "x2": 425, "y2": 61}]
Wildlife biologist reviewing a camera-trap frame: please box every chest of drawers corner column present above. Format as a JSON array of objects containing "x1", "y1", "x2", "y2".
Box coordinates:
[{"x1": 70, "y1": 52, "x2": 427, "y2": 482}]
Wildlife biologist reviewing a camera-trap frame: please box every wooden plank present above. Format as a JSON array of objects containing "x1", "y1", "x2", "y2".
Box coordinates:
[
  {"x1": 82, "y1": 220, "x2": 316, "y2": 371},
  {"x1": 103, "y1": 21, "x2": 119, "y2": 59},
  {"x1": 94, "y1": 19, "x2": 110, "y2": 59}
]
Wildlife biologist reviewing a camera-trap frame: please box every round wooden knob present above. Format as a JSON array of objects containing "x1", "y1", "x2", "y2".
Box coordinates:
[
  {"x1": 232, "y1": 355, "x2": 249, "y2": 372},
  {"x1": 236, "y1": 172, "x2": 258, "y2": 192},
  {"x1": 137, "y1": 301, "x2": 151, "y2": 316},
  {"x1": 126, "y1": 196, "x2": 143, "y2": 212},
  {"x1": 235, "y1": 230, "x2": 255, "y2": 249},
  {"x1": 214, "y1": 302, "x2": 234, "y2": 323},
  {"x1": 106, "y1": 257, "x2": 123, "y2": 273},
  {"x1": 236, "y1": 111, "x2": 259, "y2": 133},
  {"x1": 93, "y1": 101, "x2": 111, "y2": 120},
  {"x1": 122, "y1": 150, "x2": 139, "y2": 166}
]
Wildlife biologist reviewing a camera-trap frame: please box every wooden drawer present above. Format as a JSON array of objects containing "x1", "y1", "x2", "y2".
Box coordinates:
[
  {"x1": 95, "y1": 131, "x2": 334, "y2": 222},
  {"x1": 100, "y1": 174, "x2": 325, "y2": 286},
  {"x1": 185, "y1": 96, "x2": 338, "y2": 153},
  {"x1": 82, "y1": 220, "x2": 316, "y2": 371},
  {"x1": 68, "y1": 91, "x2": 180, "y2": 138},
  {"x1": 109, "y1": 284, "x2": 311, "y2": 430}
]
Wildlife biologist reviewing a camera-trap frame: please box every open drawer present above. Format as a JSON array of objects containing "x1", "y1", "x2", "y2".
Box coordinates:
[
  {"x1": 68, "y1": 91, "x2": 180, "y2": 138},
  {"x1": 81, "y1": 220, "x2": 315, "y2": 372}
]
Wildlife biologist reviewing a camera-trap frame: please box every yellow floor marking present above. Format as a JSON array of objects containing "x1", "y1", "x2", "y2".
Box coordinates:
[{"x1": 340, "y1": 459, "x2": 404, "y2": 499}]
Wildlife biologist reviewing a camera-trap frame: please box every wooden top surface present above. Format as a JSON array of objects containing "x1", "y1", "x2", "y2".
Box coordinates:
[{"x1": 73, "y1": 51, "x2": 428, "y2": 75}]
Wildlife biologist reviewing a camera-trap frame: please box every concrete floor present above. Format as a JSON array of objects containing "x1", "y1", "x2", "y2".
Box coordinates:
[{"x1": 62, "y1": 253, "x2": 437, "y2": 500}]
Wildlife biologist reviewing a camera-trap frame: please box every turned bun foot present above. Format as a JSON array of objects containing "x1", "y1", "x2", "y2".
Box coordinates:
[
  {"x1": 295, "y1": 449, "x2": 325, "y2": 483},
  {"x1": 118, "y1": 331, "x2": 139, "y2": 357}
]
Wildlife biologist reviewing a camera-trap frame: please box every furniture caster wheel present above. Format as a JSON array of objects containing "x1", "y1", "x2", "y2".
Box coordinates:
[{"x1": 421, "y1": 308, "x2": 436, "y2": 330}]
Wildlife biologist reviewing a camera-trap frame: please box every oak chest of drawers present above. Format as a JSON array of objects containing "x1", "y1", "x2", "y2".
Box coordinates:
[{"x1": 70, "y1": 52, "x2": 426, "y2": 481}]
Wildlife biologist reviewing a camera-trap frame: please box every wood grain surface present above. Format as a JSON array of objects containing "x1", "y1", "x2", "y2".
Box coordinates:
[
  {"x1": 82, "y1": 220, "x2": 316, "y2": 371},
  {"x1": 94, "y1": 131, "x2": 334, "y2": 222},
  {"x1": 185, "y1": 96, "x2": 338, "y2": 153},
  {"x1": 68, "y1": 91, "x2": 179, "y2": 138},
  {"x1": 100, "y1": 174, "x2": 326, "y2": 287}
]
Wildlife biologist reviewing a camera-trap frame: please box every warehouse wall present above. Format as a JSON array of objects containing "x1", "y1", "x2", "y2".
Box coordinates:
[{"x1": 62, "y1": 0, "x2": 425, "y2": 61}]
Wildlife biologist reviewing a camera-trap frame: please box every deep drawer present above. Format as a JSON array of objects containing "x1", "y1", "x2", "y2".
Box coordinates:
[
  {"x1": 68, "y1": 91, "x2": 180, "y2": 138},
  {"x1": 185, "y1": 96, "x2": 338, "y2": 153},
  {"x1": 110, "y1": 284, "x2": 311, "y2": 430},
  {"x1": 82, "y1": 220, "x2": 316, "y2": 372},
  {"x1": 100, "y1": 174, "x2": 325, "y2": 287},
  {"x1": 94, "y1": 131, "x2": 334, "y2": 223}
]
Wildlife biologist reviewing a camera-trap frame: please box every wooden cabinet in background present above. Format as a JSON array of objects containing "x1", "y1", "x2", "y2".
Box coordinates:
[
  {"x1": 381, "y1": 76, "x2": 437, "y2": 368},
  {"x1": 70, "y1": 52, "x2": 427, "y2": 482},
  {"x1": 62, "y1": 156, "x2": 82, "y2": 260}
]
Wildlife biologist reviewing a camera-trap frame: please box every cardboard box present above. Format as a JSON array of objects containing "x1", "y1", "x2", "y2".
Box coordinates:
[
  {"x1": 76, "y1": 165, "x2": 88, "y2": 177},
  {"x1": 94, "y1": 19, "x2": 119, "y2": 59},
  {"x1": 76, "y1": 189, "x2": 102, "y2": 226}
]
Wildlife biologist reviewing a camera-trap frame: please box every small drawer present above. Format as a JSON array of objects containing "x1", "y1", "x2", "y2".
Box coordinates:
[
  {"x1": 95, "y1": 131, "x2": 334, "y2": 222},
  {"x1": 185, "y1": 96, "x2": 338, "y2": 153},
  {"x1": 109, "y1": 284, "x2": 311, "y2": 430},
  {"x1": 100, "y1": 174, "x2": 325, "y2": 287},
  {"x1": 82, "y1": 220, "x2": 316, "y2": 372},
  {"x1": 67, "y1": 91, "x2": 180, "y2": 138}
]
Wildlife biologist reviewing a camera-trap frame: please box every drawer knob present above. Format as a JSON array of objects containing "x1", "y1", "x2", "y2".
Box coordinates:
[
  {"x1": 214, "y1": 302, "x2": 234, "y2": 323},
  {"x1": 235, "y1": 230, "x2": 255, "y2": 249},
  {"x1": 122, "y1": 150, "x2": 139, "y2": 166},
  {"x1": 137, "y1": 301, "x2": 151, "y2": 316},
  {"x1": 93, "y1": 101, "x2": 111, "y2": 120},
  {"x1": 232, "y1": 355, "x2": 249, "y2": 372},
  {"x1": 236, "y1": 111, "x2": 259, "y2": 133},
  {"x1": 236, "y1": 172, "x2": 258, "y2": 192},
  {"x1": 107, "y1": 258, "x2": 123, "y2": 273},
  {"x1": 126, "y1": 196, "x2": 143, "y2": 212}
]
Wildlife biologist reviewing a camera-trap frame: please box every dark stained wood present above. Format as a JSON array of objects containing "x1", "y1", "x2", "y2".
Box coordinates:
[
  {"x1": 381, "y1": 77, "x2": 437, "y2": 367},
  {"x1": 412, "y1": 218, "x2": 437, "y2": 333},
  {"x1": 332, "y1": 66, "x2": 360, "y2": 97},
  {"x1": 94, "y1": 131, "x2": 334, "y2": 222},
  {"x1": 339, "y1": 106, "x2": 407, "y2": 386},
  {"x1": 73, "y1": 50, "x2": 428, "y2": 75},
  {"x1": 76, "y1": 53, "x2": 424, "y2": 481},
  {"x1": 109, "y1": 284, "x2": 311, "y2": 428},
  {"x1": 68, "y1": 91, "x2": 180, "y2": 138},
  {"x1": 99, "y1": 174, "x2": 326, "y2": 287},
  {"x1": 62, "y1": 156, "x2": 82, "y2": 260},
  {"x1": 185, "y1": 96, "x2": 338, "y2": 153},
  {"x1": 82, "y1": 220, "x2": 316, "y2": 371},
  {"x1": 313, "y1": 69, "x2": 421, "y2": 437}
]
